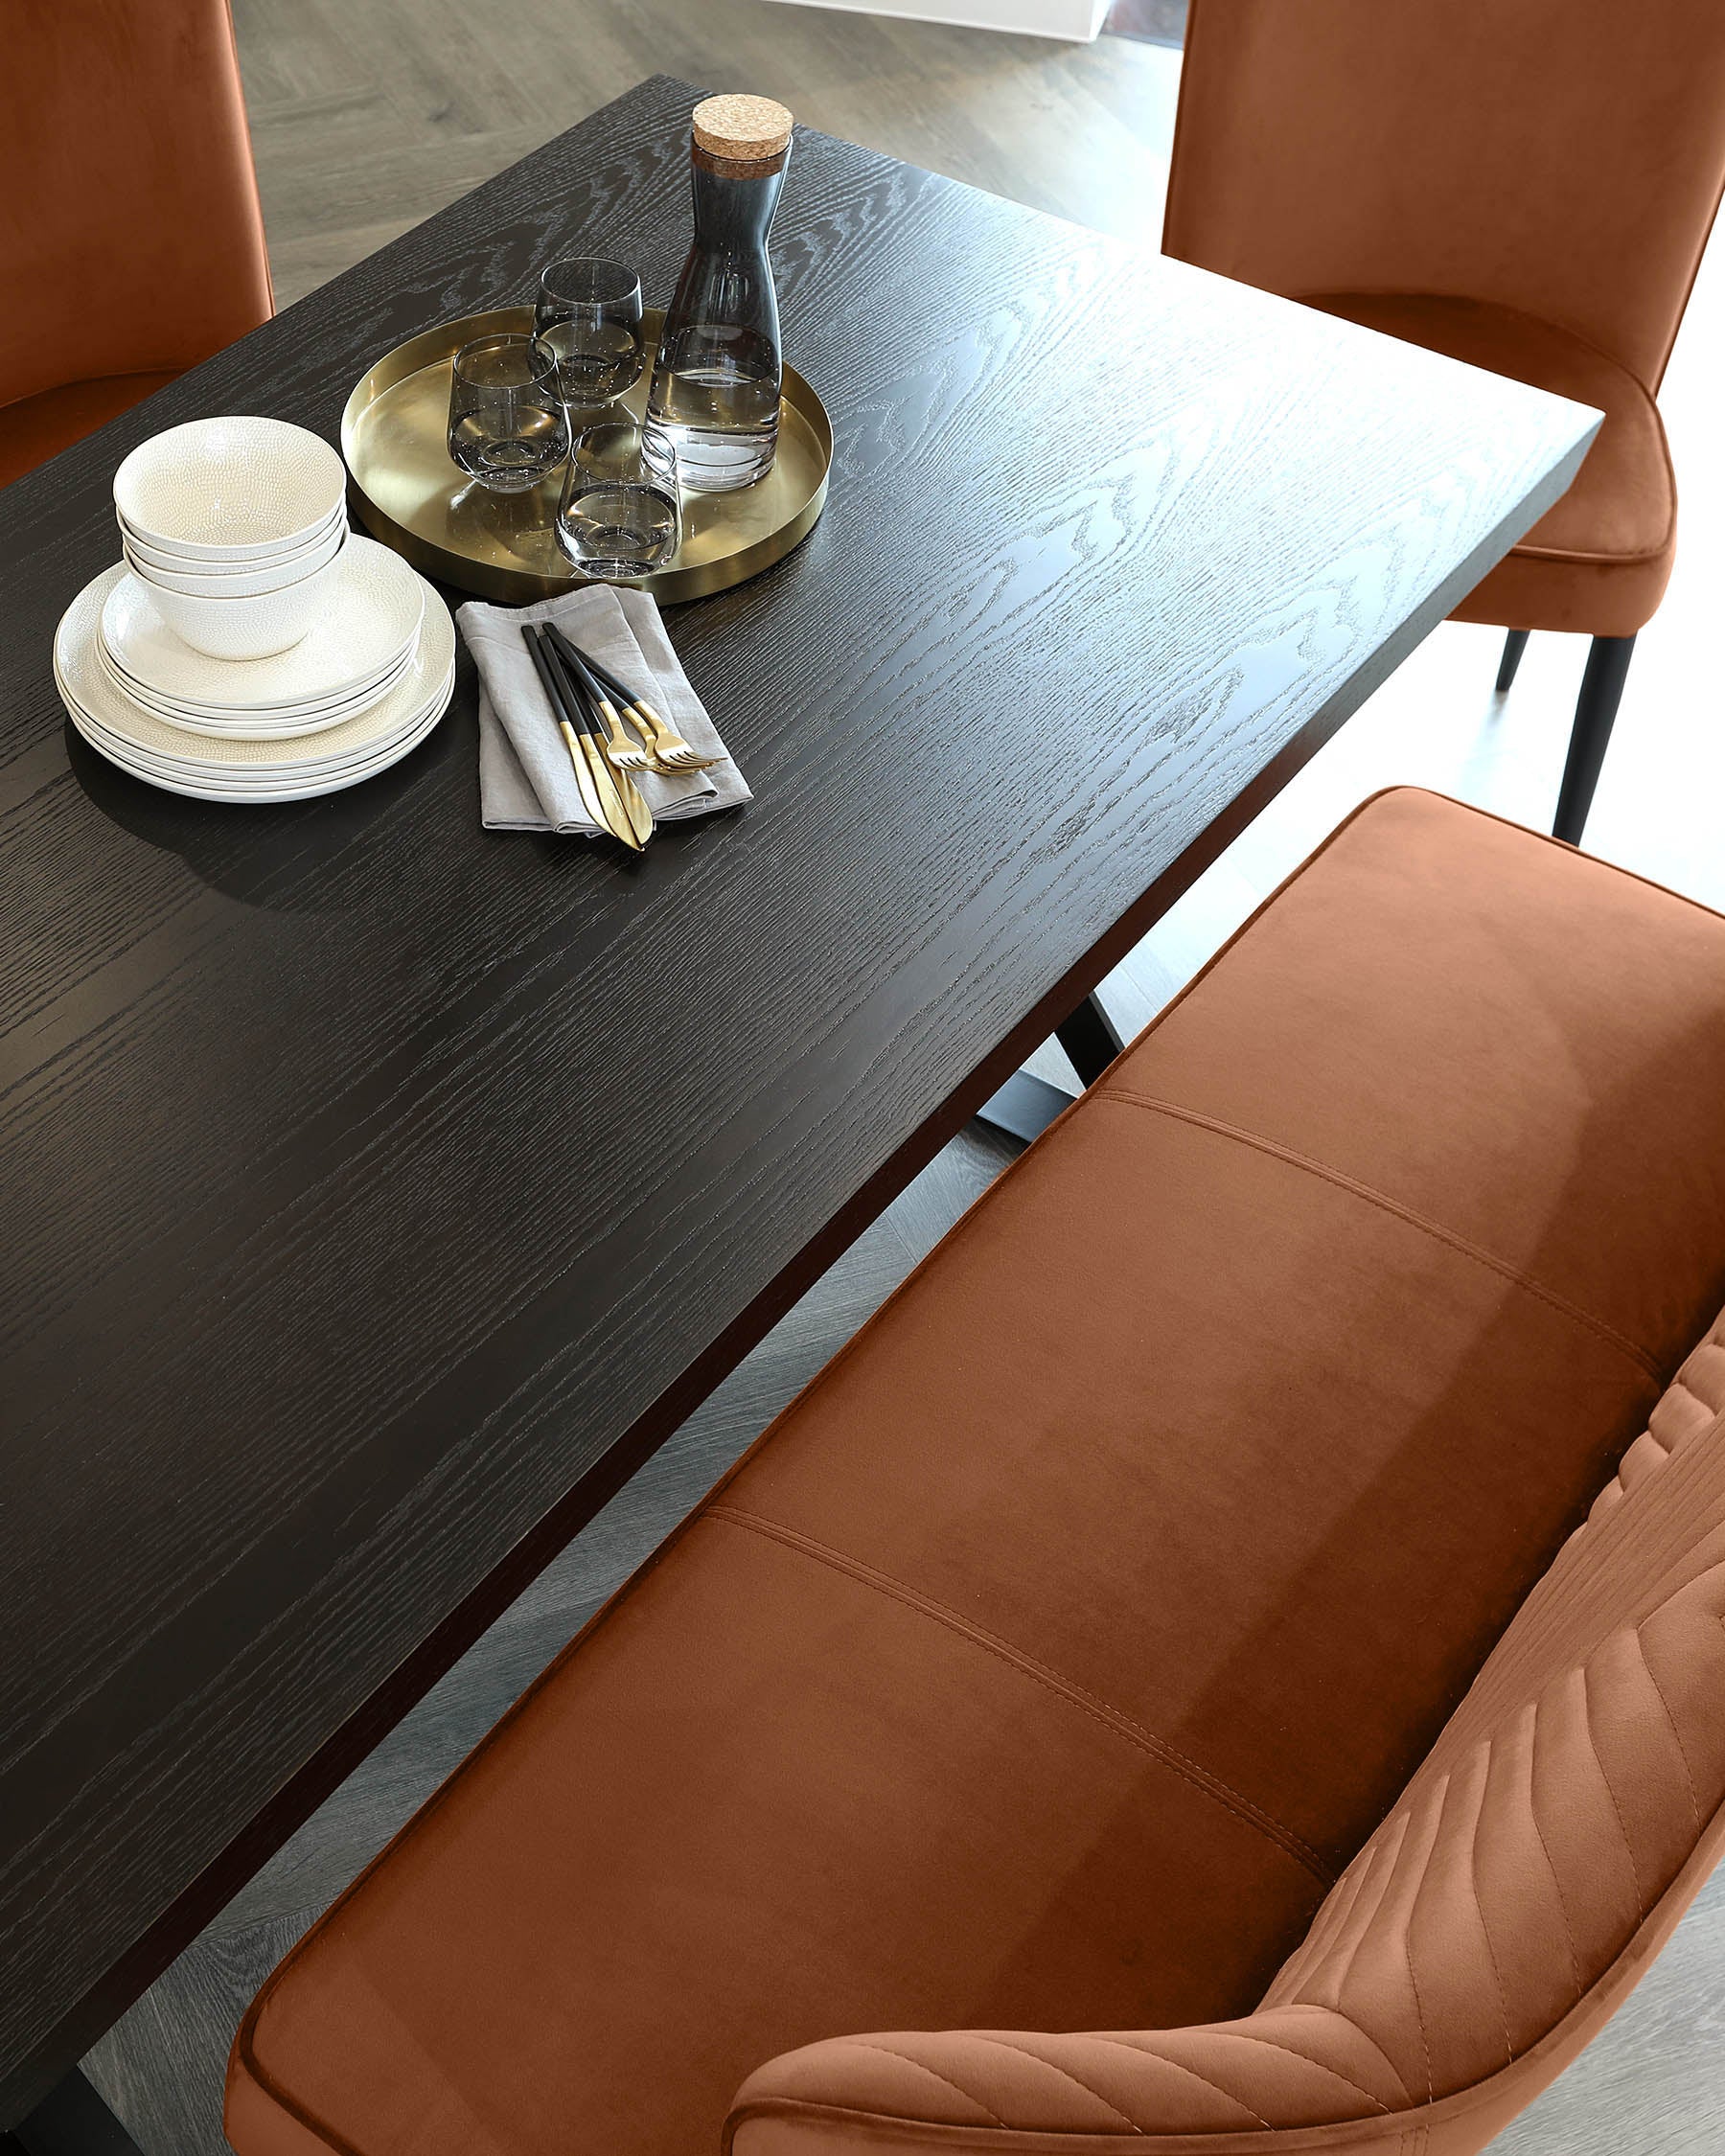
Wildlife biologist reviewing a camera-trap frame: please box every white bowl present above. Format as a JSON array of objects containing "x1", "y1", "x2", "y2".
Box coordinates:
[
  {"x1": 125, "y1": 521, "x2": 346, "y2": 597},
  {"x1": 145, "y1": 549, "x2": 345, "y2": 661},
  {"x1": 119, "y1": 502, "x2": 346, "y2": 576},
  {"x1": 117, "y1": 498, "x2": 347, "y2": 570},
  {"x1": 113, "y1": 417, "x2": 348, "y2": 560}
]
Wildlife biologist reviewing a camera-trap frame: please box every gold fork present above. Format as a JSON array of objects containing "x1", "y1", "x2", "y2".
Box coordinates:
[
  {"x1": 615, "y1": 694, "x2": 722, "y2": 774},
  {"x1": 583, "y1": 692, "x2": 647, "y2": 770},
  {"x1": 546, "y1": 625, "x2": 722, "y2": 775}
]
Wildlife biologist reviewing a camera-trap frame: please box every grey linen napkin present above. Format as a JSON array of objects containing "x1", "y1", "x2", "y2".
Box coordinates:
[{"x1": 458, "y1": 585, "x2": 750, "y2": 835}]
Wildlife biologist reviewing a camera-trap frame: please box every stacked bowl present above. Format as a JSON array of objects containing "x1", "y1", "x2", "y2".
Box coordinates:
[
  {"x1": 116, "y1": 417, "x2": 351, "y2": 661},
  {"x1": 56, "y1": 416, "x2": 454, "y2": 802}
]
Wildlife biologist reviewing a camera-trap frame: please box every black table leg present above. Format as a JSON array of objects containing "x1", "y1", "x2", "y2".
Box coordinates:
[
  {"x1": 974, "y1": 1067, "x2": 1077, "y2": 1144},
  {"x1": 1054, "y1": 993, "x2": 1126, "y2": 1088},
  {"x1": 3, "y1": 2071, "x2": 146, "y2": 2156},
  {"x1": 978, "y1": 991, "x2": 1126, "y2": 1143}
]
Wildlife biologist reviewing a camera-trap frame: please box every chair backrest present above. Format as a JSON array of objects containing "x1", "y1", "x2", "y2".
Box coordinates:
[
  {"x1": 1162, "y1": 0, "x2": 1725, "y2": 390},
  {"x1": 0, "y1": 0, "x2": 273, "y2": 415}
]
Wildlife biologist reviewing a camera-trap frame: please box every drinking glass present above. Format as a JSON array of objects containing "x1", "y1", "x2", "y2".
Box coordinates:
[
  {"x1": 555, "y1": 420, "x2": 680, "y2": 581},
  {"x1": 446, "y1": 333, "x2": 570, "y2": 493},
  {"x1": 533, "y1": 256, "x2": 645, "y2": 409}
]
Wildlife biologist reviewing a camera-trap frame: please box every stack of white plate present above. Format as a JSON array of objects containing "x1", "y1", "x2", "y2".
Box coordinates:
[
  {"x1": 56, "y1": 411, "x2": 450, "y2": 802},
  {"x1": 56, "y1": 547, "x2": 454, "y2": 801}
]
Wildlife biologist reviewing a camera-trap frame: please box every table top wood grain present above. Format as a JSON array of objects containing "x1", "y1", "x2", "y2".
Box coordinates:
[{"x1": 0, "y1": 75, "x2": 1595, "y2": 2119}]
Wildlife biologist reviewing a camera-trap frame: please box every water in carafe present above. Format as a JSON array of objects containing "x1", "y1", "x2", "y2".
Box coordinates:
[{"x1": 645, "y1": 95, "x2": 793, "y2": 493}]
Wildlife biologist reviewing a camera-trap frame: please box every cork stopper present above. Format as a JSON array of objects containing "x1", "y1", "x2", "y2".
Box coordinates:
[{"x1": 692, "y1": 93, "x2": 794, "y2": 164}]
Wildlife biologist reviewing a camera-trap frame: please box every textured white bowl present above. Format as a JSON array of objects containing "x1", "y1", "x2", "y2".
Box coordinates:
[
  {"x1": 113, "y1": 417, "x2": 348, "y2": 560},
  {"x1": 145, "y1": 550, "x2": 344, "y2": 660},
  {"x1": 125, "y1": 522, "x2": 346, "y2": 597},
  {"x1": 118, "y1": 503, "x2": 346, "y2": 577}
]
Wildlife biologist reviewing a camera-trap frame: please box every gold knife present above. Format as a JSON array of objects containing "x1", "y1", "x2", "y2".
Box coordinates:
[
  {"x1": 560, "y1": 717, "x2": 613, "y2": 832},
  {"x1": 575, "y1": 722, "x2": 648, "y2": 851},
  {"x1": 582, "y1": 700, "x2": 657, "y2": 844},
  {"x1": 588, "y1": 729, "x2": 656, "y2": 848},
  {"x1": 549, "y1": 633, "x2": 655, "y2": 848}
]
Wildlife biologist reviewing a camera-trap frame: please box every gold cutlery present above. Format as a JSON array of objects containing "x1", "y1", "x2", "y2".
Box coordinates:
[
  {"x1": 543, "y1": 626, "x2": 660, "y2": 772},
  {"x1": 563, "y1": 664, "x2": 656, "y2": 848},
  {"x1": 527, "y1": 628, "x2": 649, "y2": 851},
  {"x1": 526, "y1": 628, "x2": 610, "y2": 832},
  {"x1": 546, "y1": 624, "x2": 722, "y2": 775},
  {"x1": 617, "y1": 695, "x2": 722, "y2": 775},
  {"x1": 544, "y1": 631, "x2": 654, "y2": 851},
  {"x1": 587, "y1": 694, "x2": 650, "y2": 774},
  {"x1": 595, "y1": 707, "x2": 656, "y2": 772}
]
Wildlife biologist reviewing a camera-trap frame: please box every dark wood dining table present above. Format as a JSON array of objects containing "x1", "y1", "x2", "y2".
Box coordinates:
[{"x1": 0, "y1": 73, "x2": 1595, "y2": 2145}]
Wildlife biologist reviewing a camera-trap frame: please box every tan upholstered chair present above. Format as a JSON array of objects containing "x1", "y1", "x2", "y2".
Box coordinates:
[
  {"x1": 0, "y1": 0, "x2": 273, "y2": 489},
  {"x1": 1163, "y1": 0, "x2": 1725, "y2": 843}
]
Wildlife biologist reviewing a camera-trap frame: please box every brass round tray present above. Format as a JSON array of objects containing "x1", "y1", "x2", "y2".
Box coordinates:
[{"x1": 340, "y1": 308, "x2": 832, "y2": 606}]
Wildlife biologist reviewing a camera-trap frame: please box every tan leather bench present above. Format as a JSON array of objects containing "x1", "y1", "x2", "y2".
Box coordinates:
[{"x1": 225, "y1": 789, "x2": 1725, "y2": 2156}]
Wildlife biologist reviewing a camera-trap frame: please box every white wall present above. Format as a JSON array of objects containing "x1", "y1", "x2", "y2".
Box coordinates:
[{"x1": 763, "y1": 0, "x2": 1111, "y2": 42}]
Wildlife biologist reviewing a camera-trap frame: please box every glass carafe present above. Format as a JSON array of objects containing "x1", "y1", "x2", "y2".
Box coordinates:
[{"x1": 644, "y1": 95, "x2": 793, "y2": 493}]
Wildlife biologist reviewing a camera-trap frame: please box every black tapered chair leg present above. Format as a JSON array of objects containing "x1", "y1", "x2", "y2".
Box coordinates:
[
  {"x1": 1553, "y1": 633, "x2": 1636, "y2": 846},
  {"x1": 1494, "y1": 627, "x2": 1530, "y2": 693}
]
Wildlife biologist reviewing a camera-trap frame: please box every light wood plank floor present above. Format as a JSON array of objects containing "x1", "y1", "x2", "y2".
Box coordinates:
[{"x1": 81, "y1": 6, "x2": 1725, "y2": 2150}]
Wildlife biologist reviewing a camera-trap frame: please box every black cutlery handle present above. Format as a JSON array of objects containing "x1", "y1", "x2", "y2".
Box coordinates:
[
  {"x1": 524, "y1": 626, "x2": 577, "y2": 732},
  {"x1": 532, "y1": 625, "x2": 595, "y2": 735},
  {"x1": 545, "y1": 623, "x2": 636, "y2": 713}
]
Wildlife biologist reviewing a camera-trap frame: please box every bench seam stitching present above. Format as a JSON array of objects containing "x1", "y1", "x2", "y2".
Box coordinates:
[
  {"x1": 705, "y1": 1504, "x2": 1335, "y2": 1885},
  {"x1": 1099, "y1": 1090, "x2": 1662, "y2": 1382}
]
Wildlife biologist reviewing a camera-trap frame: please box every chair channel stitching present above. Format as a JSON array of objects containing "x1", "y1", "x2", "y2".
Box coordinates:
[
  {"x1": 1579, "y1": 1658, "x2": 1647, "y2": 1918},
  {"x1": 1635, "y1": 1629, "x2": 1704, "y2": 1838},
  {"x1": 1395, "y1": 1783, "x2": 1442, "y2": 2104},
  {"x1": 957, "y1": 2036, "x2": 1144, "y2": 2132},
  {"x1": 1473, "y1": 1760, "x2": 1519, "y2": 2071},
  {"x1": 1072, "y1": 2034, "x2": 1272, "y2": 2130},
  {"x1": 1274, "y1": 1833, "x2": 1386, "y2": 2001},
  {"x1": 1521, "y1": 1706, "x2": 1586, "y2": 2007},
  {"x1": 839, "y1": 2043, "x2": 1008, "y2": 2128},
  {"x1": 704, "y1": 1506, "x2": 1335, "y2": 1884},
  {"x1": 1196, "y1": 2025, "x2": 1392, "y2": 2114}
]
